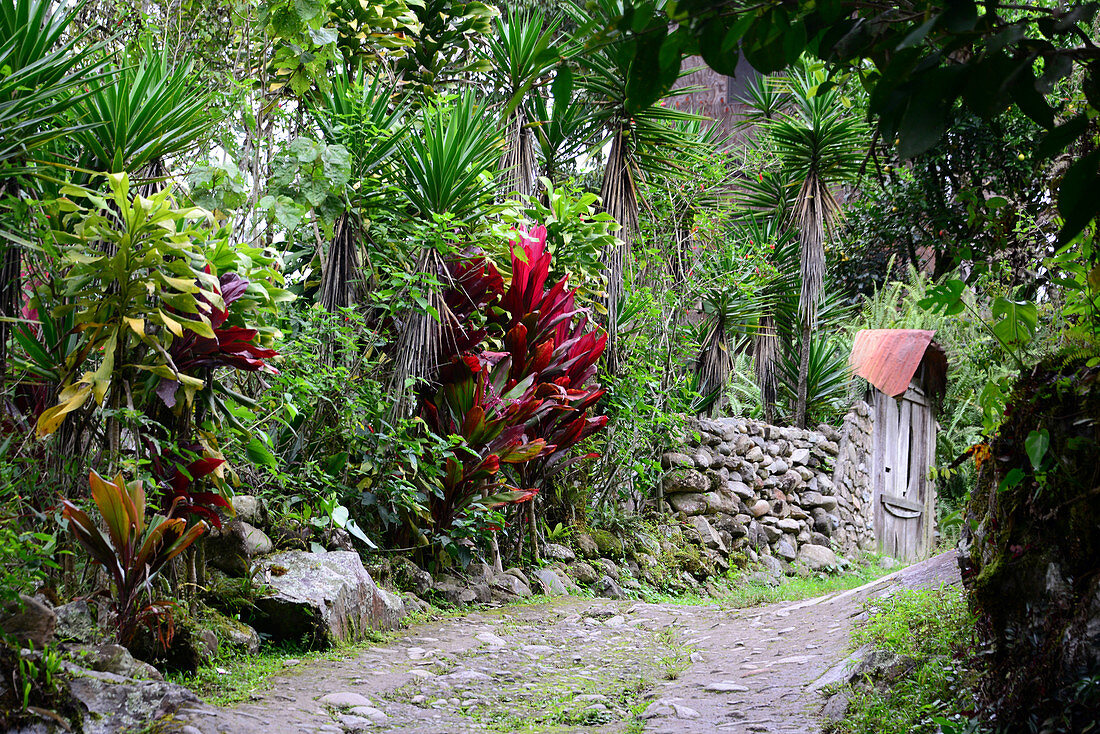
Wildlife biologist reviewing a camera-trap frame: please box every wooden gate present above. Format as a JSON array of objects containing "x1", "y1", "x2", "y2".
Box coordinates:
[{"x1": 870, "y1": 381, "x2": 936, "y2": 562}]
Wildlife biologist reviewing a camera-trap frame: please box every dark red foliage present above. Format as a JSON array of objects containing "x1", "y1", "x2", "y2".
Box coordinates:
[
  {"x1": 416, "y1": 226, "x2": 607, "y2": 533},
  {"x1": 158, "y1": 273, "x2": 278, "y2": 407},
  {"x1": 147, "y1": 444, "x2": 230, "y2": 527}
]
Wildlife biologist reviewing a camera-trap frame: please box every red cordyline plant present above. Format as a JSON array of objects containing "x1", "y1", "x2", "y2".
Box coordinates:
[
  {"x1": 494, "y1": 226, "x2": 608, "y2": 485},
  {"x1": 143, "y1": 444, "x2": 230, "y2": 527},
  {"x1": 158, "y1": 272, "x2": 278, "y2": 407},
  {"x1": 152, "y1": 272, "x2": 274, "y2": 527},
  {"x1": 61, "y1": 471, "x2": 206, "y2": 646},
  {"x1": 416, "y1": 225, "x2": 607, "y2": 536}
]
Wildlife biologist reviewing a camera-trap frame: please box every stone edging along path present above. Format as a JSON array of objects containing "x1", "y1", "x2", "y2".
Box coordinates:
[{"x1": 177, "y1": 552, "x2": 961, "y2": 734}]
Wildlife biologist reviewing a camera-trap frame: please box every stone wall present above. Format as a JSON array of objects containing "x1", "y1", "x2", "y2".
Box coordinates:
[{"x1": 659, "y1": 403, "x2": 875, "y2": 568}]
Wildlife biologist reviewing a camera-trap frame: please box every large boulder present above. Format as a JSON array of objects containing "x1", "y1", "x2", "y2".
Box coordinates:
[
  {"x1": 595, "y1": 575, "x2": 627, "y2": 600},
  {"x1": 71, "y1": 643, "x2": 163, "y2": 680},
  {"x1": 589, "y1": 530, "x2": 624, "y2": 557},
  {"x1": 251, "y1": 551, "x2": 405, "y2": 646},
  {"x1": 542, "y1": 543, "x2": 575, "y2": 562},
  {"x1": 569, "y1": 561, "x2": 599, "y2": 585},
  {"x1": 798, "y1": 543, "x2": 839, "y2": 572},
  {"x1": 67, "y1": 667, "x2": 200, "y2": 734},
  {"x1": 689, "y1": 515, "x2": 726, "y2": 553},
  {"x1": 573, "y1": 533, "x2": 600, "y2": 559},
  {"x1": 54, "y1": 600, "x2": 97, "y2": 643},
  {"x1": 532, "y1": 568, "x2": 569, "y2": 596},
  {"x1": 489, "y1": 573, "x2": 532, "y2": 601},
  {"x1": 206, "y1": 519, "x2": 274, "y2": 576}
]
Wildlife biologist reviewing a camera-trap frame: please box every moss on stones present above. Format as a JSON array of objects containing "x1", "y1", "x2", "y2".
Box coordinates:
[{"x1": 588, "y1": 530, "x2": 624, "y2": 557}]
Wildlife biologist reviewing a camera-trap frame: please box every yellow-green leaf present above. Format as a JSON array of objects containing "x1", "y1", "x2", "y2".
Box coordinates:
[{"x1": 36, "y1": 382, "x2": 93, "y2": 437}]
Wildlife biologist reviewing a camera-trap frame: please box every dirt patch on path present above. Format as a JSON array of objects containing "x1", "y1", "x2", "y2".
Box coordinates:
[{"x1": 177, "y1": 552, "x2": 960, "y2": 734}]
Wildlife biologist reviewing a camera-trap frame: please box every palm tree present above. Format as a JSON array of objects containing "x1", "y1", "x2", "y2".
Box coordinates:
[
  {"x1": 739, "y1": 66, "x2": 865, "y2": 427},
  {"x1": 568, "y1": 0, "x2": 699, "y2": 373},
  {"x1": 311, "y1": 67, "x2": 409, "y2": 313},
  {"x1": 483, "y1": 8, "x2": 563, "y2": 199}
]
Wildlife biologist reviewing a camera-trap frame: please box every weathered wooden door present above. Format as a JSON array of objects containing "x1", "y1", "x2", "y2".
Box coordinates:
[{"x1": 871, "y1": 380, "x2": 936, "y2": 562}]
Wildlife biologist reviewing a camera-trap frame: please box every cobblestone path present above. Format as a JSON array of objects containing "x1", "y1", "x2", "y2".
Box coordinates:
[{"x1": 179, "y1": 552, "x2": 960, "y2": 734}]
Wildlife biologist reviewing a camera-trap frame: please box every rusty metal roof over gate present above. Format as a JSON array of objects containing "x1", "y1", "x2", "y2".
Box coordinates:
[{"x1": 849, "y1": 329, "x2": 947, "y2": 400}]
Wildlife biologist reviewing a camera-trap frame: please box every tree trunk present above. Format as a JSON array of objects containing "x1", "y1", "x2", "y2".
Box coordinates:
[
  {"x1": 528, "y1": 501, "x2": 539, "y2": 565},
  {"x1": 796, "y1": 320, "x2": 811, "y2": 428},
  {"x1": 598, "y1": 128, "x2": 639, "y2": 376}
]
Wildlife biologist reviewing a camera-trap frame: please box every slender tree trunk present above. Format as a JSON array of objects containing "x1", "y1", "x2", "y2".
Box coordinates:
[
  {"x1": 527, "y1": 501, "x2": 539, "y2": 565},
  {"x1": 796, "y1": 320, "x2": 811, "y2": 428},
  {"x1": 499, "y1": 109, "x2": 536, "y2": 200},
  {"x1": 598, "y1": 128, "x2": 639, "y2": 375},
  {"x1": 755, "y1": 315, "x2": 778, "y2": 424}
]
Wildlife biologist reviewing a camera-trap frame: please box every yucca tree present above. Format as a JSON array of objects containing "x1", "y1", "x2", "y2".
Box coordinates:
[
  {"x1": 0, "y1": 0, "x2": 110, "y2": 377},
  {"x1": 67, "y1": 44, "x2": 218, "y2": 183},
  {"x1": 528, "y1": 88, "x2": 596, "y2": 190},
  {"x1": 740, "y1": 65, "x2": 865, "y2": 427},
  {"x1": 311, "y1": 67, "x2": 409, "y2": 313},
  {"x1": 483, "y1": 8, "x2": 563, "y2": 199},
  {"x1": 568, "y1": 0, "x2": 699, "y2": 374},
  {"x1": 397, "y1": 93, "x2": 503, "y2": 225},
  {"x1": 389, "y1": 92, "x2": 503, "y2": 417}
]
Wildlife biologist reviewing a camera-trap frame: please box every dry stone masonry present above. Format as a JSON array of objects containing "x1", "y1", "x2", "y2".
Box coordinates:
[{"x1": 660, "y1": 403, "x2": 875, "y2": 569}]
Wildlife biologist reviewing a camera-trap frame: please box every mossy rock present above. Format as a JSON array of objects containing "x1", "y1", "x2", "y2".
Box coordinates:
[
  {"x1": 964, "y1": 358, "x2": 1100, "y2": 727},
  {"x1": 197, "y1": 608, "x2": 261, "y2": 655},
  {"x1": 587, "y1": 529, "x2": 624, "y2": 557},
  {"x1": 573, "y1": 533, "x2": 600, "y2": 559}
]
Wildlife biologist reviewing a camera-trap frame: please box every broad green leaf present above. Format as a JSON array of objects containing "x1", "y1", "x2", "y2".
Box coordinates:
[
  {"x1": 991, "y1": 297, "x2": 1037, "y2": 345},
  {"x1": 917, "y1": 279, "x2": 966, "y2": 316},
  {"x1": 1025, "y1": 429, "x2": 1050, "y2": 471},
  {"x1": 245, "y1": 436, "x2": 278, "y2": 467},
  {"x1": 998, "y1": 467, "x2": 1025, "y2": 493}
]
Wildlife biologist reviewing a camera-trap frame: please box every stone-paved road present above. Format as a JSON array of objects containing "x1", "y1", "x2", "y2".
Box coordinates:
[{"x1": 178, "y1": 552, "x2": 960, "y2": 734}]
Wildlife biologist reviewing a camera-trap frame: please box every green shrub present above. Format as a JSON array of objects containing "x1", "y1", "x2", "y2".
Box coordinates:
[{"x1": 831, "y1": 585, "x2": 981, "y2": 734}]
